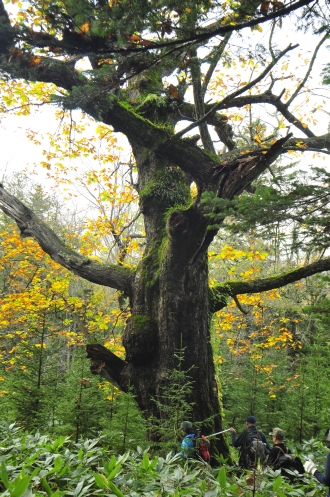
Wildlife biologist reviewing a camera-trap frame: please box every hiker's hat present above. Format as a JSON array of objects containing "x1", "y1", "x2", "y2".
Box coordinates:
[
  {"x1": 269, "y1": 427, "x2": 285, "y2": 440},
  {"x1": 246, "y1": 416, "x2": 256, "y2": 424},
  {"x1": 180, "y1": 421, "x2": 193, "y2": 429}
]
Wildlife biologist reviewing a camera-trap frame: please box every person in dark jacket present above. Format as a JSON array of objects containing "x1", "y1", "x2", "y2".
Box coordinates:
[
  {"x1": 229, "y1": 416, "x2": 271, "y2": 468},
  {"x1": 304, "y1": 428, "x2": 330, "y2": 497},
  {"x1": 267, "y1": 427, "x2": 292, "y2": 468}
]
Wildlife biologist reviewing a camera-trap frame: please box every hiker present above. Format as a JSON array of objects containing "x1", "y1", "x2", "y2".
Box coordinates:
[
  {"x1": 267, "y1": 427, "x2": 304, "y2": 481},
  {"x1": 195, "y1": 429, "x2": 211, "y2": 463},
  {"x1": 267, "y1": 427, "x2": 292, "y2": 467},
  {"x1": 229, "y1": 416, "x2": 271, "y2": 468},
  {"x1": 304, "y1": 428, "x2": 330, "y2": 496},
  {"x1": 179, "y1": 421, "x2": 195, "y2": 459}
]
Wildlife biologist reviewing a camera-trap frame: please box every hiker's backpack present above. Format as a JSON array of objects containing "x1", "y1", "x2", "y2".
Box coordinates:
[
  {"x1": 245, "y1": 431, "x2": 267, "y2": 466},
  {"x1": 182, "y1": 434, "x2": 196, "y2": 459},
  {"x1": 194, "y1": 431, "x2": 211, "y2": 463},
  {"x1": 273, "y1": 447, "x2": 305, "y2": 481}
]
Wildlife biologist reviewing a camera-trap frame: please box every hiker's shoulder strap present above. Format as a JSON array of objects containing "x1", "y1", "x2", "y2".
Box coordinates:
[{"x1": 272, "y1": 445, "x2": 285, "y2": 466}]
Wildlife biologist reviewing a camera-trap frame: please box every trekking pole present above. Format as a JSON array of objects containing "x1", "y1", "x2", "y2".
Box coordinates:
[{"x1": 205, "y1": 428, "x2": 232, "y2": 438}]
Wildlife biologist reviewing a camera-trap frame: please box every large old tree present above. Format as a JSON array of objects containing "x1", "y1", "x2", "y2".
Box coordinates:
[{"x1": 1, "y1": 0, "x2": 330, "y2": 456}]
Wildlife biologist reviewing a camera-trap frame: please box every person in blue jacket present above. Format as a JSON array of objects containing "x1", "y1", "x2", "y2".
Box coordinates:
[
  {"x1": 304, "y1": 428, "x2": 330, "y2": 496},
  {"x1": 180, "y1": 421, "x2": 195, "y2": 459}
]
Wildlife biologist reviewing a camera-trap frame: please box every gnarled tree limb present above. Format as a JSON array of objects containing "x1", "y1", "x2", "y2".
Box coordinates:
[
  {"x1": 211, "y1": 256, "x2": 330, "y2": 313},
  {"x1": 0, "y1": 185, "x2": 132, "y2": 291},
  {"x1": 86, "y1": 344, "x2": 127, "y2": 390}
]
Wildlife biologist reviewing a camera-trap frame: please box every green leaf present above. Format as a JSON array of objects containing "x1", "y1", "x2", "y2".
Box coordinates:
[
  {"x1": 104, "y1": 455, "x2": 117, "y2": 474},
  {"x1": 52, "y1": 490, "x2": 66, "y2": 497},
  {"x1": 217, "y1": 466, "x2": 226, "y2": 488},
  {"x1": 58, "y1": 464, "x2": 70, "y2": 477},
  {"x1": 142, "y1": 452, "x2": 149, "y2": 470},
  {"x1": 0, "y1": 461, "x2": 10, "y2": 489},
  {"x1": 273, "y1": 474, "x2": 282, "y2": 492},
  {"x1": 108, "y1": 480, "x2": 125, "y2": 497},
  {"x1": 11, "y1": 475, "x2": 30, "y2": 497},
  {"x1": 94, "y1": 473, "x2": 106, "y2": 489},
  {"x1": 200, "y1": 480, "x2": 207, "y2": 491},
  {"x1": 22, "y1": 452, "x2": 40, "y2": 467},
  {"x1": 107, "y1": 463, "x2": 122, "y2": 480},
  {"x1": 150, "y1": 457, "x2": 158, "y2": 469},
  {"x1": 54, "y1": 456, "x2": 64, "y2": 473},
  {"x1": 52, "y1": 437, "x2": 68, "y2": 451},
  {"x1": 41, "y1": 477, "x2": 53, "y2": 497}
]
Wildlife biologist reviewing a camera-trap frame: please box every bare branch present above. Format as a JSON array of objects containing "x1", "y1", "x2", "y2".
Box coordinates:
[
  {"x1": 233, "y1": 295, "x2": 249, "y2": 314},
  {"x1": 268, "y1": 20, "x2": 277, "y2": 62},
  {"x1": 286, "y1": 29, "x2": 330, "y2": 106},
  {"x1": 284, "y1": 133, "x2": 330, "y2": 151},
  {"x1": 172, "y1": 43, "x2": 298, "y2": 140},
  {"x1": 208, "y1": 92, "x2": 315, "y2": 137},
  {"x1": 202, "y1": 33, "x2": 232, "y2": 96},
  {"x1": 189, "y1": 47, "x2": 215, "y2": 153}
]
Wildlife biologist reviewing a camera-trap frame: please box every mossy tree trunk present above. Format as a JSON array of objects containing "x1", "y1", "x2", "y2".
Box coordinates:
[{"x1": 103, "y1": 140, "x2": 228, "y2": 453}]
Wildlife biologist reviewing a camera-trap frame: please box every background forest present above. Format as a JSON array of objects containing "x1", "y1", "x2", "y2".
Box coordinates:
[{"x1": 1, "y1": 169, "x2": 330, "y2": 449}]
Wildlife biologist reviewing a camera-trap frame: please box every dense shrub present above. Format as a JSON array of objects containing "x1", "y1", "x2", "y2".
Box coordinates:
[{"x1": 0, "y1": 423, "x2": 329, "y2": 496}]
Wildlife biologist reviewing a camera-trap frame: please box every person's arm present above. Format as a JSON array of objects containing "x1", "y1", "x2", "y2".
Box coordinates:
[
  {"x1": 314, "y1": 452, "x2": 330, "y2": 487},
  {"x1": 232, "y1": 431, "x2": 246, "y2": 448},
  {"x1": 229, "y1": 427, "x2": 237, "y2": 444}
]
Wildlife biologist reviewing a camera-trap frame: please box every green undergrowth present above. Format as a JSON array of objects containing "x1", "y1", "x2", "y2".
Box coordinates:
[{"x1": 0, "y1": 423, "x2": 328, "y2": 496}]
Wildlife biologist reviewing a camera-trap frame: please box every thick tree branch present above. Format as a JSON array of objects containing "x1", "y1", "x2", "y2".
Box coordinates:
[
  {"x1": 215, "y1": 134, "x2": 293, "y2": 199},
  {"x1": 86, "y1": 344, "x2": 127, "y2": 390},
  {"x1": 0, "y1": 185, "x2": 132, "y2": 291},
  {"x1": 101, "y1": 102, "x2": 218, "y2": 186},
  {"x1": 284, "y1": 133, "x2": 330, "y2": 151},
  {"x1": 1, "y1": 54, "x2": 85, "y2": 91},
  {"x1": 0, "y1": 0, "x2": 314, "y2": 56},
  {"x1": 211, "y1": 256, "x2": 330, "y2": 312},
  {"x1": 180, "y1": 90, "x2": 316, "y2": 140},
  {"x1": 205, "y1": 92, "x2": 316, "y2": 138},
  {"x1": 177, "y1": 104, "x2": 236, "y2": 149},
  {"x1": 0, "y1": 0, "x2": 14, "y2": 53}
]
